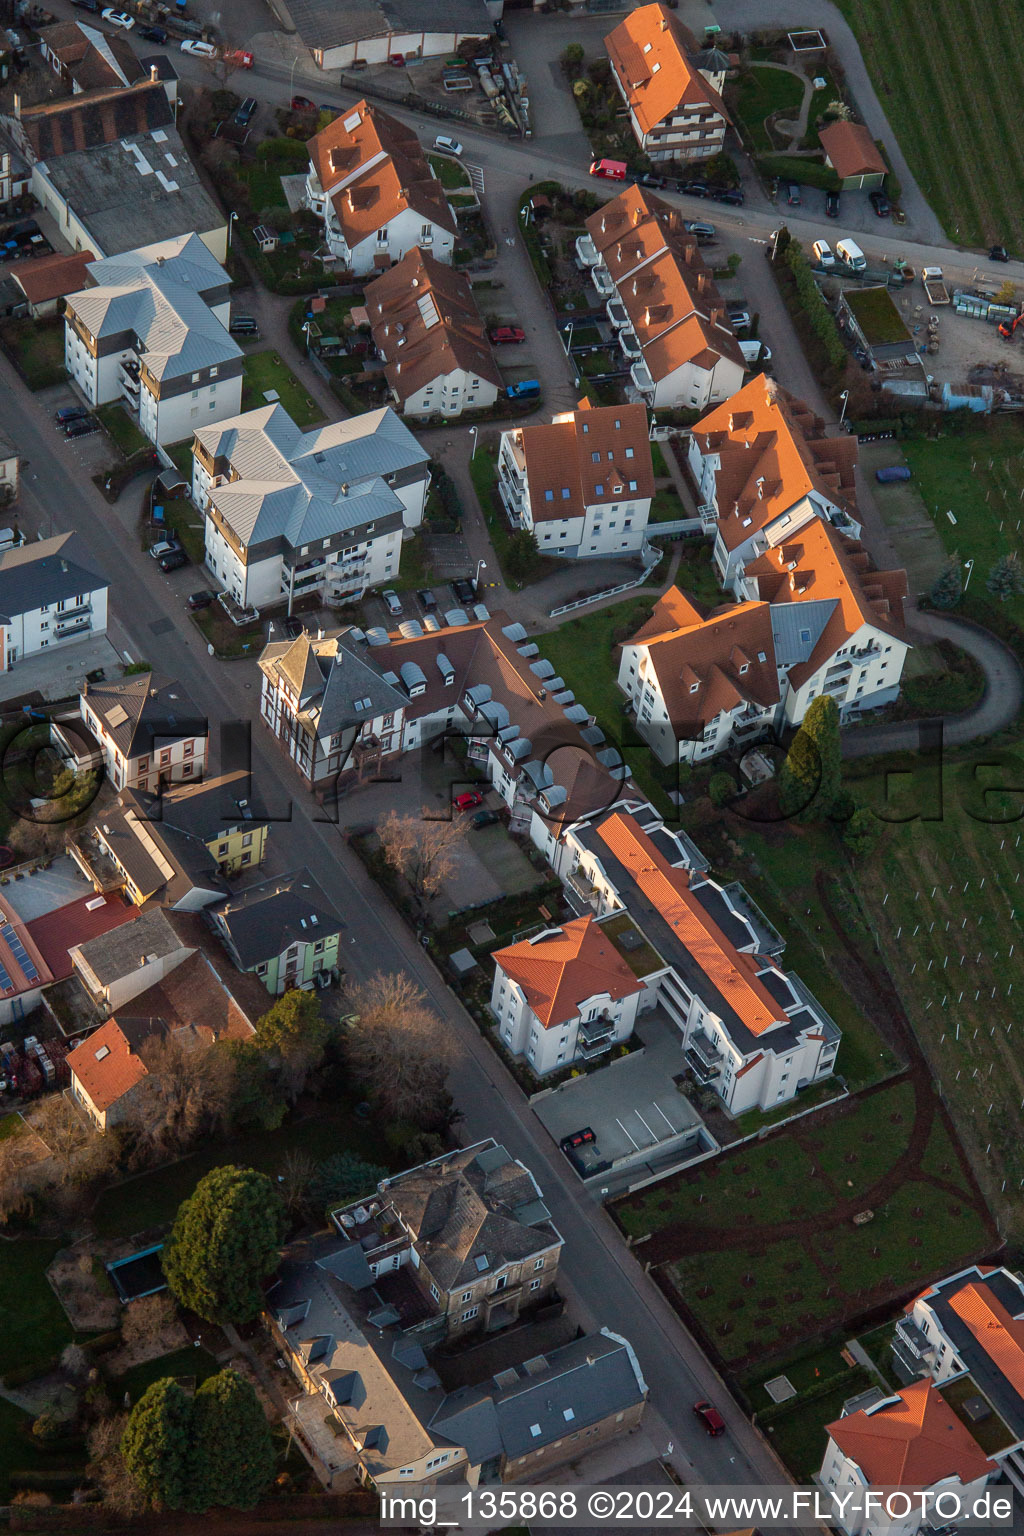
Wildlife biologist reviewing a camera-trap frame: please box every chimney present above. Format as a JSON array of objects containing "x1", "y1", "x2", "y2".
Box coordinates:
[
  {"x1": 710, "y1": 305, "x2": 724, "y2": 326},
  {"x1": 150, "y1": 64, "x2": 159, "y2": 83}
]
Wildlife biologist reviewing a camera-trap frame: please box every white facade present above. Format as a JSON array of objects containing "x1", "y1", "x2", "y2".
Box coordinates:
[
  {"x1": 617, "y1": 636, "x2": 779, "y2": 767},
  {"x1": 818, "y1": 1431, "x2": 991, "y2": 1536},
  {"x1": 497, "y1": 432, "x2": 651, "y2": 559},
  {"x1": 314, "y1": 29, "x2": 487, "y2": 72},
  {"x1": 2, "y1": 582, "x2": 107, "y2": 671},
  {"x1": 79, "y1": 700, "x2": 208, "y2": 795},
  {"x1": 204, "y1": 517, "x2": 404, "y2": 611},
  {"x1": 305, "y1": 181, "x2": 455, "y2": 275},
  {"x1": 402, "y1": 364, "x2": 499, "y2": 420}
]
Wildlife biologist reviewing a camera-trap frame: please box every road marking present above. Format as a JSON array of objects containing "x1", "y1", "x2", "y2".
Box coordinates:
[{"x1": 468, "y1": 163, "x2": 485, "y2": 196}]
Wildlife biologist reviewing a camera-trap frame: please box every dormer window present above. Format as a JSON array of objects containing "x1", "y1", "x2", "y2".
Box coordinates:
[
  {"x1": 739, "y1": 663, "x2": 749, "y2": 675},
  {"x1": 689, "y1": 681, "x2": 699, "y2": 694}
]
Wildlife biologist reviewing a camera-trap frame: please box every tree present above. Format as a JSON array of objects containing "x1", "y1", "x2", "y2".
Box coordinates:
[
  {"x1": 572, "y1": 79, "x2": 590, "y2": 100},
  {"x1": 930, "y1": 552, "x2": 963, "y2": 610},
  {"x1": 121, "y1": 1293, "x2": 178, "y2": 1357},
  {"x1": 344, "y1": 972, "x2": 453, "y2": 1126},
  {"x1": 843, "y1": 806, "x2": 881, "y2": 856},
  {"x1": 987, "y1": 552, "x2": 1024, "y2": 603},
  {"x1": 134, "y1": 1032, "x2": 234, "y2": 1157},
  {"x1": 996, "y1": 279, "x2": 1017, "y2": 306},
  {"x1": 120, "y1": 1379, "x2": 193, "y2": 1511},
  {"x1": 254, "y1": 988, "x2": 329, "y2": 1100},
  {"x1": 307, "y1": 1151, "x2": 388, "y2": 1214},
  {"x1": 189, "y1": 1370, "x2": 276, "y2": 1511},
  {"x1": 708, "y1": 772, "x2": 737, "y2": 808},
  {"x1": 32, "y1": 1093, "x2": 111, "y2": 1189},
  {"x1": 378, "y1": 807, "x2": 468, "y2": 903},
  {"x1": 778, "y1": 696, "x2": 842, "y2": 822},
  {"x1": 561, "y1": 42, "x2": 584, "y2": 77},
  {"x1": 89, "y1": 1414, "x2": 147, "y2": 1517},
  {"x1": 162, "y1": 1165, "x2": 285, "y2": 1324},
  {"x1": 220, "y1": 1039, "x2": 286, "y2": 1133}
]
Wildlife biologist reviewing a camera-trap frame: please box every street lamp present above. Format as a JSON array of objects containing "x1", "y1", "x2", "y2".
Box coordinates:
[
  {"x1": 838, "y1": 389, "x2": 850, "y2": 426},
  {"x1": 964, "y1": 556, "x2": 975, "y2": 592},
  {"x1": 227, "y1": 211, "x2": 238, "y2": 250},
  {"x1": 475, "y1": 558, "x2": 487, "y2": 590},
  {"x1": 468, "y1": 425, "x2": 478, "y2": 461}
]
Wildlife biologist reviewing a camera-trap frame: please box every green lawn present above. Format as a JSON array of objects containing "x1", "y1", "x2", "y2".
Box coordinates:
[
  {"x1": 0, "y1": 1241, "x2": 75, "y2": 1378},
  {"x1": 834, "y1": 0, "x2": 1024, "y2": 246},
  {"x1": 732, "y1": 65, "x2": 806, "y2": 154},
  {"x1": 155, "y1": 496, "x2": 206, "y2": 567},
  {"x1": 165, "y1": 438, "x2": 194, "y2": 486},
  {"x1": 531, "y1": 597, "x2": 658, "y2": 738},
  {"x1": 650, "y1": 441, "x2": 669, "y2": 478},
  {"x1": 617, "y1": 1079, "x2": 993, "y2": 1368},
  {"x1": 96, "y1": 402, "x2": 149, "y2": 459},
  {"x1": 238, "y1": 137, "x2": 311, "y2": 211},
  {"x1": 242, "y1": 350, "x2": 325, "y2": 429},
  {"x1": 0, "y1": 1396, "x2": 87, "y2": 1504},
  {"x1": 0, "y1": 1112, "x2": 24, "y2": 1141},
  {"x1": 429, "y1": 154, "x2": 471, "y2": 191},
  {"x1": 115, "y1": 1346, "x2": 219, "y2": 1405},
  {"x1": 0, "y1": 317, "x2": 67, "y2": 390},
  {"x1": 91, "y1": 1100, "x2": 389, "y2": 1239},
  {"x1": 760, "y1": 1371, "x2": 873, "y2": 1479}
]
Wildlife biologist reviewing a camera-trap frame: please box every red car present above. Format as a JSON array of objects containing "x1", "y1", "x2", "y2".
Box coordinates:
[
  {"x1": 694, "y1": 1400, "x2": 726, "y2": 1436},
  {"x1": 388, "y1": 53, "x2": 405, "y2": 66},
  {"x1": 225, "y1": 48, "x2": 254, "y2": 68},
  {"x1": 489, "y1": 326, "x2": 526, "y2": 345},
  {"x1": 290, "y1": 95, "x2": 315, "y2": 112},
  {"x1": 455, "y1": 790, "x2": 484, "y2": 810}
]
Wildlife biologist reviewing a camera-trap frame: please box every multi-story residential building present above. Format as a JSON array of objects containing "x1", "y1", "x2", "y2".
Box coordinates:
[
  {"x1": 365, "y1": 249, "x2": 501, "y2": 419},
  {"x1": 497, "y1": 402, "x2": 655, "y2": 559},
  {"x1": 686, "y1": 372, "x2": 862, "y2": 586},
  {"x1": 617, "y1": 517, "x2": 909, "y2": 765},
  {"x1": 303, "y1": 101, "x2": 456, "y2": 275},
  {"x1": 206, "y1": 869, "x2": 344, "y2": 993},
  {"x1": 490, "y1": 914, "x2": 648, "y2": 1075},
  {"x1": 605, "y1": 4, "x2": 731, "y2": 165},
  {"x1": 69, "y1": 906, "x2": 193, "y2": 1015},
  {"x1": 550, "y1": 800, "x2": 841, "y2": 1113},
  {"x1": 0, "y1": 532, "x2": 108, "y2": 673},
  {"x1": 195, "y1": 404, "x2": 429, "y2": 610},
  {"x1": 73, "y1": 672, "x2": 208, "y2": 792},
  {"x1": 892, "y1": 1264, "x2": 1024, "y2": 1490},
  {"x1": 257, "y1": 617, "x2": 630, "y2": 825},
  {"x1": 62, "y1": 234, "x2": 241, "y2": 446},
  {"x1": 576, "y1": 187, "x2": 745, "y2": 409},
  {"x1": 819, "y1": 1380, "x2": 995, "y2": 1536}
]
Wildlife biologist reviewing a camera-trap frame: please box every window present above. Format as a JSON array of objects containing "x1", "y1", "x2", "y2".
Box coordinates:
[
  {"x1": 241, "y1": 832, "x2": 252, "y2": 848},
  {"x1": 545, "y1": 489, "x2": 554, "y2": 502},
  {"x1": 595, "y1": 484, "x2": 604, "y2": 496},
  {"x1": 159, "y1": 749, "x2": 171, "y2": 765},
  {"x1": 218, "y1": 842, "x2": 228, "y2": 856},
  {"x1": 460, "y1": 1306, "x2": 479, "y2": 1322},
  {"x1": 429, "y1": 1283, "x2": 440, "y2": 1300},
  {"x1": 183, "y1": 741, "x2": 194, "y2": 757},
  {"x1": 461, "y1": 1289, "x2": 473, "y2": 1302},
  {"x1": 591, "y1": 451, "x2": 600, "y2": 463},
  {"x1": 625, "y1": 446, "x2": 634, "y2": 459},
  {"x1": 191, "y1": 372, "x2": 200, "y2": 383},
  {"x1": 561, "y1": 488, "x2": 570, "y2": 500},
  {"x1": 628, "y1": 479, "x2": 638, "y2": 491},
  {"x1": 533, "y1": 1257, "x2": 545, "y2": 1271},
  {"x1": 210, "y1": 366, "x2": 218, "y2": 378}
]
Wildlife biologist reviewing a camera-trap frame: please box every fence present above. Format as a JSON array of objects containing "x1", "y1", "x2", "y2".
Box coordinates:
[
  {"x1": 547, "y1": 547, "x2": 661, "y2": 618},
  {"x1": 337, "y1": 72, "x2": 520, "y2": 137}
]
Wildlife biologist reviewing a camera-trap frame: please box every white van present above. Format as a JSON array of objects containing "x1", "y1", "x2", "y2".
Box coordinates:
[
  {"x1": 811, "y1": 239, "x2": 836, "y2": 270},
  {"x1": 835, "y1": 238, "x2": 867, "y2": 273}
]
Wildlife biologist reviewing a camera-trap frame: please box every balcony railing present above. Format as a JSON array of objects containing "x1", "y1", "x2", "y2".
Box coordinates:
[
  {"x1": 606, "y1": 298, "x2": 629, "y2": 330},
  {"x1": 685, "y1": 1029, "x2": 723, "y2": 1082},
  {"x1": 591, "y1": 266, "x2": 615, "y2": 297},
  {"x1": 630, "y1": 359, "x2": 656, "y2": 397},
  {"x1": 618, "y1": 329, "x2": 643, "y2": 361},
  {"x1": 575, "y1": 233, "x2": 599, "y2": 267}
]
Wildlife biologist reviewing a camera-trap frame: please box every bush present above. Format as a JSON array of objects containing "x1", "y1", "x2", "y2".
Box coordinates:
[
  {"x1": 783, "y1": 242, "x2": 847, "y2": 372},
  {"x1": 709, "y1": 771, "x2": 738, "y2": 807}
]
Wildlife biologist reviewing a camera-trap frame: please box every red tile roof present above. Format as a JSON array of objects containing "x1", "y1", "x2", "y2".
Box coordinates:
[
  {"x1": 365, "y1": 248, "x2": 500, "y2": 403},
  {"x1": 13, "y1": 250, "x2": 95, "y2": 307},
  {"x1": 827, "y1": 1379, "x2": 994, "y2": 1489},
  {"x1": 120, "y1": 950, "x2": 256, "y2": 1045},
  {"x1": 494, "y1": 915, "x2": 643, "y2": 1028},
  {"x1": 819, "y1": 120, "x2": 887, "y2": 180},
  {"x1": 513, "y1": 402, "x2": 654, "y2": 522},
  {"x1": 66, "y1": 1015, "x2": 150, "y2": 1112},
  {"x1": 26, "y1": 893, "x2": 134, "y2": 982},
  {"x1": 949, "y1": 1281, "x2": 1024, "y2": 1398},
  {"x1": 605, "y1": 3, "x2": 730, "y2": 137}
]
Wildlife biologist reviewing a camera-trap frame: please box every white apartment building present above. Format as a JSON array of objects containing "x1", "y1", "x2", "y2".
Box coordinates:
[
  {"x1": 304, "y1": 100, "x2": 456, "y2": 275},
  {"x1": 550, "y1": 801, "x2": 840, "y2": 1114},
  {"x1": 490, "y1": 914, "x2": 646, "y2": 1075},
  {"x1": 62, "y1": 233, "x2": 241, "y2": 446},
  {"x1": 605, "y1": 4, "x2": 731, "y2": 165},
  {"x1": 194, "y1": 404, "x2": 429, "y2": 610},
  {"x1": 819, "y1": 1380, "x2": 995, "y2": 1536},
  {"x1": 365, "y1": 248, "x2": 501, "y2": 419},
  {"x1": 576, "y1": 187, "x2": 745, "y2": 410},
  {"x1": 497, "y1": 402, "x2": 654, "y2": 559},
  {"x1": 0, "y1": 533, "x2": 108, "y2": 674}
]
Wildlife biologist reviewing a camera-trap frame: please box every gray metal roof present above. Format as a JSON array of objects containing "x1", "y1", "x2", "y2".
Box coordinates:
[
  {"x1": 0, "y1": 531, "x2": 107, "y2": 619},
  {"x1": 211, "y1": 868, "x2": 344, "y2": 969},
  {"x1": 769, "y1": 597, "x2": 834, "y2": 666},
  {"x1": 196, "y1": 403, "x2": 426, "y2": 551},
  {"x1": 287, "y1": 0, "x2": 492, "y2": 51}
]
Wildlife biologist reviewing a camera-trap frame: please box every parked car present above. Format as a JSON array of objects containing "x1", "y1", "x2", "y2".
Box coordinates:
[
  {"x1": 101, "y1": 8, "x2": 134, "y2": 27},
  {"x1": 739, "y1": 339, "x2": 772, "y2": 365},
  {"x1": 506, "y1": 379, "x2": 540, "y2": 399},
  {"x1": 683, "y1": 219, "x2": 716, "y2": 241},
  {"x1": 869, "y1": 189, "x2": 891, "y2": 217},
  {"x1": 726, "y1": 301, "x2": 751, "y2": 332},
  {"x1": 990, "y1": 245, "x2": 1010, "y2": 263},
  {"x1": 563, "y1": 1128, "x2": 596, "y2": 1148},
  {"x1": 489, "y1": 326, "x2": 526, "y2": 345},
  {"x1": 589, "y1": 158, "x2": 628, "y2": 182},
  {"x1": 382, "y1": 588, "x2": 402, "y2": 616},
  {"x1": 473, "y1": 809, "x2": 499, "y2": 828},
  {"x1": 433, "y1": 135, "x2": 464, "y2": 157},
  {"x1": 141, "y1": 24, "x2": 168, "y2": 42},
  {"x1": 159, "y1": 549, "x2": 188, "y2": 572},
  {"x1": 786, "y1": 182, "x2": 801, "y2": 205},
  {"x1": 234, "y1": 97, "x2": 258, "y2": 127},
  {"x1": 229, "y1": 315, "x2": 260, "y2": 337},
  {"x1": 713, "y1": 186, "x2": 744, "y2": 206},
  {"x1": 455, "y1": 790, "x2": 484, "y2": 810},
  {"x1": 637, "y1": 172, "x2": 666, "y2": 190},
  {"x1": 223, "y1": 49, "x2": 255, "y2": 68},
  {"x1": 180, "y1": 39, "x2": 216, "y2": 56},
  {"x1": 451, "y1": 577, "x2": 476, "y2": 604},
  {"x1": 186, "y1": 589, "x2": 216, "y2": 610},
  {"x1": 824, "y1": 188, "x2": 841, "y2": 218},
  {"x1": 282, "y1": 615, "x2": 304, "y2": 638},
  {"x1": 54, "y1": 405, "x2": 88, "y2": 425},
  {"x1": 694, "y1": 1401, "x2": 726, "y2": 1436},
  {"x1": 811, "y1": 238, "x2": 836, "y2": 270},
  {"x1": 290, "y1": 93, "x2": 315, "y2": 110},
  {"x1": 63, "y1": 418, "x2": 98, "y2": 438},
  {"x1": 417, "y1": 588, "x2": 438, "y2": 611},
  {"x1": 149, "y1": 538, "x2": 180, "y2": 560},
  {"x1": 72, "y1": 0, "x2": 100, "y2": 10}
]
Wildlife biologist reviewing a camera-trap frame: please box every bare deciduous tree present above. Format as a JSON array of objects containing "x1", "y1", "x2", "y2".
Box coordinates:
[
  {"x1": 344, "y1": 972, "x2": 453, "y2": 1124},
  {"x1": 133, "y1": 1032, "x2": 234, "y2": 1157},
  {"x1": 0, "y1": 1133, "x2": 33, "y2": 1224},
  {"x1": 88, "y1": 1413, "x2": 146, "y2": 1517},
  {"x1": 32, "y1": 1094, "x2": 110, "y2": 1188},
  {"x1": 279, "y1": 1149, "x2": 316, "y2": 1220},
  {"x1": 120, "y1": 1294, "x2": 178, "y2": 1357},
  {"x1": 378, "y1": 808, "x2": 468, "y2": 902}
]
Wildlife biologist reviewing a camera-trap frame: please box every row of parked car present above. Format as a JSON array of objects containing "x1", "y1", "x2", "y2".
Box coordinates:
[
  {"x1": 589, "y1": 160, "x2": 745, "y2": 206},
  {"x1": 53, "y1": 405, "x2": 98, "y2": 440}
]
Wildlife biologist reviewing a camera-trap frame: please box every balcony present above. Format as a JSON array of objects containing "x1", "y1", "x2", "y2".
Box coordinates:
[
  {"x1": 605, "y1": 297, "x2": 629, "y2": 330},
  {"x1": 577, "y1": 1012, "x2": 616, "y2": 1054},
  {"x1": 566, "y1": 867, "x2": 599, "y2": 911},
  {"x1": 618, "y1": 328, "x2": 643, "y2": 361},
  {"x1": 630, "y1": 359, "x2": 656, "y2": 398},
  {"x1": 591, "y1": 266, "x2": 615, "y2": 297},
  {"x1": 685, "y1": 1028, "x2": 723, "y2": 1082},
  {"x1": 498, "y1": 473, "x2": 526, "y2": 529},
  {"x1": 54, "y1": 620, "x2": 92, "y2": 640},
  {"x1": 575, "y1": 233, "x2": 599, "y2": 267}
]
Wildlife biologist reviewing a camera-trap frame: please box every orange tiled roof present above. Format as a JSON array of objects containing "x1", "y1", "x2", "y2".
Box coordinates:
[
  {"x1": 949, "y1": 1281, "x2": 1024, "y2": 1397},
  {"x1": 819, "y1": 120, "x2": 887, "y2": 180},
  {"x1": 627, "y1": 595, "x2": 780, "y2": 737},
  {"x1": 827, "y1": 1379, "x2": 994, "y2": 1489},
  {"x1": 630, "y1": 585, "x2": 704, "y2": 642},
  {"x1": 605, "y1": 3, "x2": 731, "y2": 137},
  {"x1": 514, "y1": 402, "x2": 654, "y2": 522},
  {"x1": 67, "y1": 1016, "x2": 151, "y2": 1112},
  {"x1": 365, "y1": 248, "x2": 500, "y2": 403},
  {"x1": 494, "y1": 914, "x2": 643, "y2": 1028},
  {"x1": 692, "y1": 374, "x2": 859, "y2": 551},
  {"x1": 584, "y1": 188, "x2": 743, "y2": 382},
  {"x1": 597, "y1": 812, "x2": 781, "y2": 1035},
  {"x1": 307, "y1": 101, "x2": 456, "y2": 250}
]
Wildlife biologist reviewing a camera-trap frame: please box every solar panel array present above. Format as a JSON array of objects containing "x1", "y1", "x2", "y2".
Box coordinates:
[{"x1": 0, "y1": 914, "x2": 38, "y2": 983}]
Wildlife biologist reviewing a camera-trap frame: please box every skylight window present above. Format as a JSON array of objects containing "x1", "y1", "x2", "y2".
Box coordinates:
[
  {"x1": 530, "y1": 1424, "x2": 542, "y2": 1437},
  {"x1": 800, "y1": 629, "x2": 811, "y2": 643}
]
